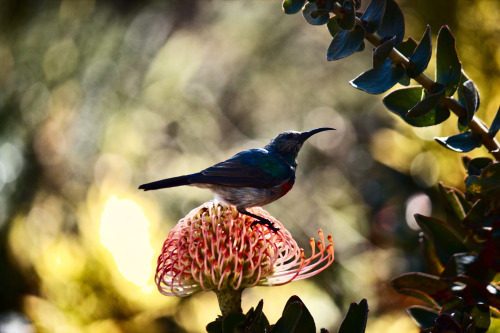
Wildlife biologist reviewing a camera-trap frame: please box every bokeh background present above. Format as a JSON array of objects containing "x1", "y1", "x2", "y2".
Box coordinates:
[{"x1": 1, "y1": 0, "x2": 500, "y2": 332}]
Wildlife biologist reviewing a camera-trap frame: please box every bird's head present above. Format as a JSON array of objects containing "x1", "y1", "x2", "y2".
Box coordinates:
[{"x1": 265, "y1": 127, "x2": 335, "y2": 163}]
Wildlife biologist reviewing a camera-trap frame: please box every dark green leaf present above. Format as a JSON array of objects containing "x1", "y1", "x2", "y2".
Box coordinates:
[
  {"x1": 407, "y1": 306, "x2": 439, "y2": 329},
  {"x1": 246, "y1": 300, "x2": 270, "y2": 333},
  {"x1": 462, "y1": 199, "x2": 496, "y2": 229},
  {"x1": 464, "y1": 157, "x2": 493, "y2": 176},
  {"x1": 407, "y1": 83, "x2": 446, "y2": 118},
  {"x1": 441, "y1": 253, "x2": 477, "y2": 279},
  {"x1": 283, "y1": 0, "x2": 306, "y2": 14},
  {"x1": 222, "y1": 312, "x2": 246, "y2": 333},
  {"x1": 206, "y1": 319, "x2": 223, "y2": 333},
  {"x1": 459, "y1": 80, "x2": 480, "y2": 126},
  {"x1": 422, "y1": 234, "x2": 445, "y2": 275},
  {"x1": 415, "y1": 214, "x2": 470, "y2": 265},
  {"x1": 435, "y1": 131, "x2": 482, "y2": 152},
  {"x1": 464, "y1": 304, "x2": 491, "y2": 333},
  {"x1": 392, "y1": 272, "x2": 454, "y2": 307},
  {"x1": 436, "y1": 26, "x2": 462, "y2": 97},
  {"x1": 396, "y1": 38, "x2": 418, "y2": 86},
  {"x1": 408, "y1": 26, "x2": 432, "y2": 78},
  {"x1": 435, "y1": 313, "x2": 462, "y2": 331},
  {"x1": 338, "y1": 299, "x2": 368, "y2": 333},
  {"x1": 438, "y1": 183, "x2": 471, "y2": 221},
  {"x1": 489, "y1": 105, "x2": 500, "y2": 138},
  {"x1": 378, "y1": 0, "x2": 404, "y2": 45},
  {"x1": 465, "y1": 162, "x2": 500, "y2": 199},
  {"x1": 361, "y1": 0, "x2": 386, "y2": 34},
  {"x1": 383, "y1": 86, "x2": 450, "y2": 127},
  {"x1": 350, "y1": 58, "x2": 405, "y2": 94},
  {"x1": 397, "y1": 37, "x2": 418, "y2": 58},
  {"x1": 327, "y1": 16, "x2": 342, "y2": 37},
  {"x1": 356, "y1": 41, "x2": 365, "y2": 52},
  {"x1": 373, "y1": 36, "x2": 395, "y2": 68},
  {"x1": 282, "y1": 296, "x2": 315, "y2": 333},
  {"x1": 272, "y1": 301, "x2": 302, "y2": 333},
  {"x1": 302, "y1": 2, "x2": 330, "y2": 25},
  {"x1": 440, "y1": 296, "x2": 465, "y2": 313},
  {"x1": 338, "y1": 0, "x2": 355, "y2": 30},
  {"x1": 327, "y1": 25, "x2": 366, "y2": 60}
]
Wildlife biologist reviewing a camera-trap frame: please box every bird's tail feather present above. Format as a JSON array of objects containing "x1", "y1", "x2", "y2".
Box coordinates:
[{"x1": 138, "y1": 174, "x2": 192, "y2": 191}]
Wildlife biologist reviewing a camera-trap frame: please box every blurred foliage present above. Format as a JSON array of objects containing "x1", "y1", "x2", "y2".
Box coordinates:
[{"x1": 0, "y1": 0, "x2": 499, "y2": 332}]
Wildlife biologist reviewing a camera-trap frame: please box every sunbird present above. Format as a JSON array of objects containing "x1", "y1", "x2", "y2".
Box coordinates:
[{"x1": 139, "y1": 127, "x2": 335, "y2": 231}]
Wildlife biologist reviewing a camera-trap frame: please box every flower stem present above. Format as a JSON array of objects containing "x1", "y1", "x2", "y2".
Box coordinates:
[{"x1": 215, "y1": 289, "x2": 243, "y2": 315}]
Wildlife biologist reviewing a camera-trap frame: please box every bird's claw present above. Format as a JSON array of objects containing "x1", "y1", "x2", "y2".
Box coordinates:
[{"x1": 250, "y1": 219, "x2": 280, "y2": 233}]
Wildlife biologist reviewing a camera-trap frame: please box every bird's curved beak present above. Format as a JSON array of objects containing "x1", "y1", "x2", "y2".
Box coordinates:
[{"x1": 300, "y1": 127, "x2": 335, "y2": 141}]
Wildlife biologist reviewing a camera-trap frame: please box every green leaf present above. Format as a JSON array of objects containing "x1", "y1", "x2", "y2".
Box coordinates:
[
  {"x1": 465, "y1": 162, "x2": 500, "y2": 199},
  {"x1": 415, "y1": 214, "x2": 470, "y2": 265},
  {"x1": 406, "y1": 83, "x2": 446, "y2": 118},
  {"x1": 327, "y1": 16, "x2": 342, "y2": 38},
  {"x1": 422, "y1": 234, "x2": 445, "y2": 275},
  {"x1": 338, "y1": 299, "x2": 368, "y2": 333},
  {"x1": 397, "y1": 37, "x2": 418, "y2": 58},
  {"x1": 438, "y1": 183, "x2": 471, "y2": 221},
  {"x1": 407, "y1": 306, "x2": 439, "y2": 329},
  {"x1": 435, "y1": 131, "x2": 482, "y2": 152},
  {"x1": 489, "y1": 106, "x2": 500, "y2": 138},
  {"x1": 378, "y1": 0, "x2": 405, "y2": 46},
  {"x1": 460, "y1": 79, "x2": 480, "y2": 126},
  {"x1": 392, "y1": 272, "x2": 454, "y2": 307},
  {"x1": 436, "y1": 26, "x2": 462, "y2": 97},
  {"x1": 272, "y1": 301, "x2": 302, "y2": 333},
  {"x1": 246, "y1": 300, "x2": 270, "y2": 333},
  {"x1": 302, "y1": 2, "x2": 330, "y2": 25},
  {"x1": 462, "y1": 199, "x2": 496, "y2": 229},
  {"x1": 396, "y1": 37, "x2": 418, "y2": 86},
  {"x1": 283, "y1": 0, "x2": 306, "y2": 14},
  {"x1": 464, "y1": 304, "x2": 491, "y2": 333},
  {"x1": 441, "y1": 253, "x2": 478, "y2": 280},
  {"x1": 282, "y1": 296, "x2": 315, "y2": 333},
  {"x1": 222, "y1": 312, "x2": 247, "y2": 333},
  {"x1": 408, "y1": 25, "x2": 432, "y2": 78},
  {"x1": 464, "y1": 157, "x2": 493, "y2": 176},
  {"x1": 373, "y1": 36, "x2": 395, "y2": 68},
  {"x1": 383, "y1": 86, "x2": 450, "y2": 127},
  {"x1": 350, "y1": 58, "x2": 405, "y2": 94},
  {"x1": 361, "y1": 0, "x2": 386, "y2": 34},
  {"x1": 327, "y1": 25, "x2": 366, "y2": 60},
  {"x1": 206, "y1": 319, "x2": 223, "y2": 333},
  {"x1": 435, "y1": 313, "x2": 463, "y2": 331},
  {"x1": 338, "y1": 0, "x2": 355, "y2": 30}
]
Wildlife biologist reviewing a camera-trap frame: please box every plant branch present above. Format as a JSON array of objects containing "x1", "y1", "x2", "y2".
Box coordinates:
[
  {"x1": 330, "y1": 5, "x2": 500, "y2": 160},
  {"x1": 365, "y1": 31, "x2": 500, "y2": 160}
]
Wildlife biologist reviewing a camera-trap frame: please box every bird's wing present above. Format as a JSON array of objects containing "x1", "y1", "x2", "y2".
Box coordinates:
[{"x1": 189, "y1": 149, "x2": 292, "y2": 188}]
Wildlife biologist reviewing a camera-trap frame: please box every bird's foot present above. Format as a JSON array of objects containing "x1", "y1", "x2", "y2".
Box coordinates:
[{"x1": 250, "y1": 218, "x2": 280, "y2": 233}]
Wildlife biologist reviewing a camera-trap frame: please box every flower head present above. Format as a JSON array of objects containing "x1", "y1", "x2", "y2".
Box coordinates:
[{"x1": 155, "y1": 201, "x2": 334, "y2": 297}]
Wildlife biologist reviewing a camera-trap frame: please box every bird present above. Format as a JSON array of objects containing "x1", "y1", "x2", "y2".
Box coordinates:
[{"x1": 139, "y1": 127, "x2": 335, "y2": 231}]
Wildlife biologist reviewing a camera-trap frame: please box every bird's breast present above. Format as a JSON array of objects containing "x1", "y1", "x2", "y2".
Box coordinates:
[{"x1": 278, "y1": 181, "x2": 294, "y2": 198}]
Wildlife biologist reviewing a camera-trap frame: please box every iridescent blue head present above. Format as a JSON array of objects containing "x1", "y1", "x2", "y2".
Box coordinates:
[{"x1": 265, "y1": 127, "x2": 335, "y2": 164}]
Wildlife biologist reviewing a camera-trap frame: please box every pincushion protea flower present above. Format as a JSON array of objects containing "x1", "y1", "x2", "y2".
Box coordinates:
[{"x1": 155, "y1": 201, "x2": 334, "y2": 314}]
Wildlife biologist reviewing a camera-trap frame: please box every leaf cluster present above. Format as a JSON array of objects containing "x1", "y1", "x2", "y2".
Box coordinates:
[
  {"x1": 391, "y1": 157, "x2": 500, "y2": 332},
  {"x1": 282, "y1": 0, "x2": 500, "y2": 331},
  {"x1": 282, "y1": 0, "x2": 500, "y2": 156},
  {"x1": 206, "y1": 296, "x2": 368, "y2": 333}
]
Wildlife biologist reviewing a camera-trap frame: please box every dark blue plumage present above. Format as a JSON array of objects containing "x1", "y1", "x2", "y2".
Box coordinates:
[{"x1": 139, "y1": 127, "x2": 335, "y2": 231}]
